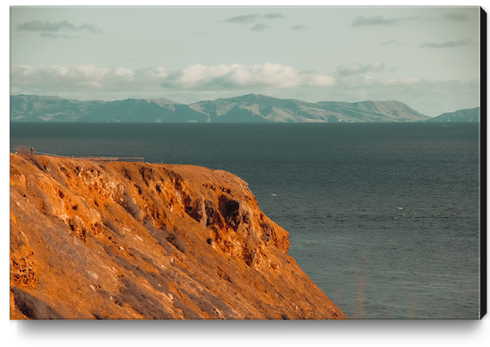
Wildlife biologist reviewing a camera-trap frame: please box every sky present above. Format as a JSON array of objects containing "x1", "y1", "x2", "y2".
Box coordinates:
[{"x1": 10, "y1": 6, "x2": 481, "y2": 116}]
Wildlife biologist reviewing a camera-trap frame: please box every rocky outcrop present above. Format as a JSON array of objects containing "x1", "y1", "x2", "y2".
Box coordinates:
[{"x1": 10, "y1": 153, "x2": 347, "y2": 320}]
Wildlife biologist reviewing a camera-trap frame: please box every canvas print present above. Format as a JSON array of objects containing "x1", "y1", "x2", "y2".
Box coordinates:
[{"x1": 10, "y1": 6, "x2": 482, "y2": 320}]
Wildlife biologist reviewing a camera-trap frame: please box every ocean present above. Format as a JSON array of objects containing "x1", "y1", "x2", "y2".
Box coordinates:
[{"x1": 10, "y1": 122, "x2": 481, "y2": 319}]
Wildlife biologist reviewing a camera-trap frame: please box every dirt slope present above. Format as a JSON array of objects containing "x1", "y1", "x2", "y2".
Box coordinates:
[{"x1": 10, "y1": 153, "x2": 347, "y2": 320}]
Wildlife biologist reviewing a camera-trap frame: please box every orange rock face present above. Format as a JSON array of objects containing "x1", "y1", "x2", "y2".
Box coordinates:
[{"x1": 9, "y1": 153, "x2": 347, "y2": 320}]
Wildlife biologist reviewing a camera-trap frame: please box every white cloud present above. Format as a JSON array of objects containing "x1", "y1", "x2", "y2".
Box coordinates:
[
  {"x1": 115, "y1": 68, "x2": 135, "y2": 78},
  {"x1": 77, "y1": 65, "x2": 110, "y2": 80},
  {"x1": 172, "y1": 64, "x2": 235, "y2": 87},
  {"x1": 11, "y1": 63, "x2": 336, "y2": 93},
  {"x1": 336, "y1": 61, "x2": 385, "y2": 76},
  {"x1": 11, "y1": 65, "x2": 122, "y2": 91},
  {"x1": 168, "y1": 63, "x2": 335, "y2": 89},
  {"x1": 15, "y1": 64, "x2": 35, "y2": 76},
  {"x1": 309, "y1": 74, "x2": 336, "y2": 87}
]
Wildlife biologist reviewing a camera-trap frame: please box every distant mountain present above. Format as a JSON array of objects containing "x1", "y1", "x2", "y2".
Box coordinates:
[
  {"x1": 10, "y1": 95, "x2": 207, "y2": 123},
  {"x1": 188, "y1": 94, "x2": 429, "y2": 123},
  {"x1": 426, "y1": 107, "x2": 480, "y2": 123},
  {"x1": 10, "y1": 94, "x2": 430, "y2": 123}
]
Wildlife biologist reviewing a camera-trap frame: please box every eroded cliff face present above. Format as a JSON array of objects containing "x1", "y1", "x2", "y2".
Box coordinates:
[{"x1": 10, "y1": 153, "x2": 347, "y2": 320}]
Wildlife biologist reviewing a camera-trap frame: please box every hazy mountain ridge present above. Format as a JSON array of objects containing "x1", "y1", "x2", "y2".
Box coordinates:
[
  {"x1": 189, "y1": 94, "x2": 430, "y2": 123},
  {"x1": 425, "y1": 107, "x2": 480, "y2": 123},
  {"x1": 10, "y1": 95, "x2": 207, "y2": 123},
  {"x1": 11, "y1": 94, "x2": 434, "y2": 123}
]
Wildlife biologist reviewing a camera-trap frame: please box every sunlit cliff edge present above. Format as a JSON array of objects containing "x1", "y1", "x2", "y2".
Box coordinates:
[{"x1": 10, "y1": 153, "x2": 347, "y2": 320}]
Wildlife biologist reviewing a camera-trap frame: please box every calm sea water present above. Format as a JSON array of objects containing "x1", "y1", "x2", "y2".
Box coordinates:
[{"x1": 10, "y1": 123, "x2": 481, "y2": 319}]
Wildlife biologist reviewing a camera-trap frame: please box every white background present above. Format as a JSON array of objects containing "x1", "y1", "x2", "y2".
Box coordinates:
[{"x1": 2, "y1": 1, "x2": 488, "y2": 346}]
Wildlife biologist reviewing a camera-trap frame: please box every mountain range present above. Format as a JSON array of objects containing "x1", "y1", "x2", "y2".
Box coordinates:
[
  {"x1": 9, "y1": 94, "x2": 479, "y2": 123},
  {"x1": 425, "y1": 106, "x2": 480, "y2": 123}
]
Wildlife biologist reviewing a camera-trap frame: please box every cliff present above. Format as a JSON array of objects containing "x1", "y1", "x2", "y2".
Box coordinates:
[{"x1": 10, "y1": 153, "x2": 347, "y2": 320}]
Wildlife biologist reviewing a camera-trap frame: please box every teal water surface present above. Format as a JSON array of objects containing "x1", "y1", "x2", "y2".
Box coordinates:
[{"x1": 10, "y1": 122, "x2": 481, "y2": 319}]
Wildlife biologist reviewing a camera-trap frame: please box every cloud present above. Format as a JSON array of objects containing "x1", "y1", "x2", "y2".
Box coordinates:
[
  {"x1": 165, "y1": 63, "x2": 335, "y2": 89},
  {"x1": 352, "y1": 15, "x2": 399, "y2": 27},
  {"x1": 77, "y1": 23, "x2": 103, "y2": 34},
  {"x1": 40, "y1": 33, "x2": 82, "y2": 39},
  {"x1": 353, "y1": 12, "x2": 470, "y2": 28},
  {"x1": 17, "y1": 20, "x2": 76, "y2": 32},
  {"x1": 250, "y1": 23, "x2": 270, "y2": 32},
  {"x1": 17, "y1": 20, "x2": 102, "y2": 34},
  {"x1": 308, "y1": 74, "x2": 335, "y2": 87},
  {"x1": 380, "y1": 40, "x2": 409, "y2": 46},
  {"x1": 336, "y1": 61, "x2": 385, "y2": 76},
  {"x1": 115, "y1": 68, "x2": 135, "y2": 79},
  {"x1": 11, "y1": 63, "x2": 336, "y2": 93},
  {"x1": 221, "y1": 13, "x2": 283, "y2": 24},
  {"x1": 291, "y1": 25, "x2": 308, "y2": 31},
  {"x1": 221, "y1": 14, "x2": 260, "y2": 24},
  {"x1": 419, "y1": 38, "x2": 475, "y2": 48},
  {"x1": 440, "y1": 13, "x2": 469, "y2": 21},
  {"x1": 262, "y1": 13, "x2": 284, "y2": 19},
  {"x1": 11, "y1": 64, "x2": 129, "y2": 90}
]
